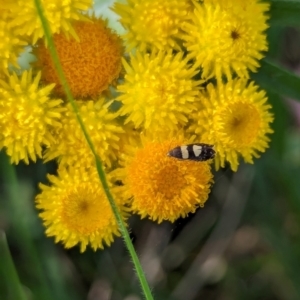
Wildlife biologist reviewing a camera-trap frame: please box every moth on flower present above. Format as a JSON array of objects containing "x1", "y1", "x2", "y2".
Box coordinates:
[{"x1": 168, "y1": 143, "x2": 215, "y2": 161}]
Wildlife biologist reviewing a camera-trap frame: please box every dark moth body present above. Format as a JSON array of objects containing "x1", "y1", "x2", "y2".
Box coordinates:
[{"x1": 168, "y1": 143, "x2": 215, "y2": 161}]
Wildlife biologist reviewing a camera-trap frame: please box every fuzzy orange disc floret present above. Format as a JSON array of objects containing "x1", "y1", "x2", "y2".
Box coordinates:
[{"x1": 36, "y1": 17, "x2": 124, "y2": 99}]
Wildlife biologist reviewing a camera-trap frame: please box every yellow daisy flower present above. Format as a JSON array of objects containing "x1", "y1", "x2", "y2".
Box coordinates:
[
  {"x1": 0, "y1": 10, "x2": 27, "y2": 70},
  {"x1": 35, "y1": 17, "x2": 123, "y2": 99},
  {"x1": 190, "y1": 79, "x2": 274, "y2": 171},
  {"x1": 117, "y1": 51, "x2": 201, "y2": 133},
  {"x1": 44, "y1": 99, "x2": 124, "y2": 168},
  {"x1": 118, "y1": 134, "x2": 214, "y2": 223},
  {"x1": 183, "y1": 0, "x2": 269, "y2": 81},
  {"x1": 7, "y1": 0, "x2": 92, "y2": 43},
  {"x1": 36, "y1": 167, "x2": 128, "y2": 252},
  {"x1": 112, "y1": 0, "x2": 193, "y2": 52},
  {"x1": 0, "y1": 70, "x2": 64, "y2": 164}
]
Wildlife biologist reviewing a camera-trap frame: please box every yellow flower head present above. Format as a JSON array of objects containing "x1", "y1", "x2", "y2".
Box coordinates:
[
  {"x1": 0, "y1": 10, "x2": 27, "y2": 69},
  {"x1": 36, "y1": 167, "x2": 128, "y2": 252},
  {"x1": 118, "y1": 135, "x2": 214, "y2": 223},
  {"x1": 7, "y1": 0, "x2": 92, "y2": 43},
  {"x1": 117, "y1": 51, "x2": 201, "y2": 132},
  {"x1": 44, "y1": 99, "x2": 124, "y2": 168},
  {"x1": 35, "y1": 17, "x2": 123, "y2": 99},
  {"x1": 0, "y1": 70, "x2": 64, "y2": 164},
  {"x1": 112, "y1": 0, "x2": 193, "y2": 52},
  {"x1": 183, "y1": 0, "x2": 269, "y2": 81},
  {"x1": 190, "y1": 79, "x2": 274, "y2": 171}
]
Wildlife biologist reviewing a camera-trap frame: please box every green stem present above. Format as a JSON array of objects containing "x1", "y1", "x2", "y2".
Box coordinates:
[{"x1": 33, "y1": 1, "x2": 154, "y2": 299}]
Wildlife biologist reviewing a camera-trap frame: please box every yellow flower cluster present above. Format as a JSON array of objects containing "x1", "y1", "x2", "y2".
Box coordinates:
[
  {"x1": 0, "y1": 1, "x2": 126, "y2": 252},
  {"x1": 0, "y1": 0, "x2": 274, "y2": 251},
  {"x1": 114, "y1": 0, "x2": 273, "y2": 171}
]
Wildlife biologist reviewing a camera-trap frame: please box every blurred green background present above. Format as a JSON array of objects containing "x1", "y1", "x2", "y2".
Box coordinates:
[{"x1": 2, "y1": 1, "x2": 300, "y2": 300}]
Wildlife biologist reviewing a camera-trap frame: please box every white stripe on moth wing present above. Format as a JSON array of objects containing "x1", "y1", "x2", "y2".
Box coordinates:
[
  {"x1": 180, "y1": 145, "x2": 189, "y2": 159},
  {"x1": 192, "y1": 144, "x2": 202, "y2": 157}
]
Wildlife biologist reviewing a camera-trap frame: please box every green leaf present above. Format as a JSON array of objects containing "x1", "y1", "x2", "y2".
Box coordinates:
[
  {"x1": 268, "y1": 91, "x2": 289, "y2": 158},
  {"x1": 251, "y1": 59, "x2": 300, "y2": 101},
  {"x1": 270, "y1": 0, "x2": 300, "y2": 26}
]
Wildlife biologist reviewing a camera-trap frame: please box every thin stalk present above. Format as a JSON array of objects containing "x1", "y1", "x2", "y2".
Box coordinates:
[{"x1": 33, "y1": 1, "x2": 154, "y2": 299}]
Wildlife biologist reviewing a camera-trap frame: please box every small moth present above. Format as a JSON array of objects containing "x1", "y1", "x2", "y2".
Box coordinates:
[{"x1": 167, "y1": 143, "x2": 215, "y2": 161}]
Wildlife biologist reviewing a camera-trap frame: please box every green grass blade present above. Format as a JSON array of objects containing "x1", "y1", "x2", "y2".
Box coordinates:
[
  {"x1": 33, "y1": 1, "x2": 154, "y2": 299},
  {"x1": 0, "y1": 231, "x2": 27, "y2": 300},
  {"x1": 0, "y1": 152, "x2": 55, "y2": 300}
]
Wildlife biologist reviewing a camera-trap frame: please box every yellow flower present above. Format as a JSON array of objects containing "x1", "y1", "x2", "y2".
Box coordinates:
[
  {"x1": 7, "y1": 0, "x2": 92, "y2": 43},
  {"x1": 190, "y1": 79, "x2": 274, "y2": 171},
  {"x1": 117, "y1": 51, "x2": 201, "y2": 132},
  {"x1": 182, "y1": 0, "x2": 269, "y2": 81},
  {"x1": 118, "y1": 134, "x2": 214, "y2": 223},
  {"x1": 0, "y1": 10, "x2": 27, "y2": 70},
  {"x1": 44, "y1": 99, "x2": 124, "y2": 168},
  {"x1": 112, "y1": 0, "x2": 193, "y2": 52},
  {"x1": 35, "y1": 17, "x2": 123, "y2": 99},
  {"x1": 0, "y1": 70, "x2": 64, "y2": 164},
  {"x1": 36, "y1": 167, "x2": 128, "y2": 252}
]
